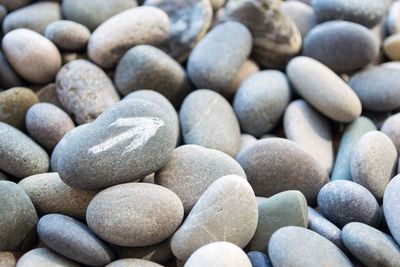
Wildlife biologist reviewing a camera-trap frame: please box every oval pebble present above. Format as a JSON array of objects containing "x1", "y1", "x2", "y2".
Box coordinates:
[
  {"x1": 381, "y1": 112, "x2": 400, "y2": 154},
  {"x1": 179, "y1": 89, "x2": 241, "y2": 157},
  {"x1": 280, "y1": 1, "x2": 316, "y2": 38},
  {"x1": 318, "y1": 180, "x2": 381, "y2": 228},
  {"x1": 383, "y1": 34, "x2": 400, "y2": 61},
  {"x1": 268, "y1": 226, "x2": 352, "y2": 267},
  {"x1": 16, "y1": 248, "x2": 80, "y2": 267},
  {"x1": 171, "y1": 175, "x2": 258, "y2": 261},
  {"x1": 383, "y1": 174, "x2": 400, "y2": 245},
  {"x1": 0, "y1": 51, "x2": 23, "y2": 89},
  {"x1": 247, "y1": 251, "x2": 272, "y2": 267},
  {"x1": 106, "y1": 259, "x2": 162, "y2": 267},
  {"x1": 45, "y1": 20, "x2": 91, "y2": 51},
  {"x1": 88, "y1": 6, "x2": 169, "y2": 69},
  {"x1": 286, "y1": 56, "x2": 362, "y2": 122},
  {"x1": 2, "y1": 28, "x2": 62, "y2": 84},
  {"x1": 303, "y1": 21, "x2": 379, "y2": 74}
]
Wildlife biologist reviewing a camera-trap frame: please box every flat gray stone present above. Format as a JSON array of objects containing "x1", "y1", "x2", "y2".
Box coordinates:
[
  {"x1": 383, "y1": 174, "x2": 400, "y2": 246},
  {"x1": 45, "y1": 20, "x2": 91, "y2": 51},
  {"x1": 16, "y1": 248, "x2": 79, "y2": 267}
]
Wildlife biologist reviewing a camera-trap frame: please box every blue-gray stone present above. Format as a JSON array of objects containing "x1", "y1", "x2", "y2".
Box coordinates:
[
  {"x1": 247, "y1": 251, "x2": 272, "y2": 267},
  {"x1": 383, "y1": 174, "x2": 400, "y2": 246},
  {"x1": 280, "y1": 1, "x2": 316, "y2": 38}
]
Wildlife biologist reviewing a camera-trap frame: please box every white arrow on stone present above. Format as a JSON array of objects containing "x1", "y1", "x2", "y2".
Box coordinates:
[{"x1": 88, "y1": 117, "x2": 165, "y2": 155}]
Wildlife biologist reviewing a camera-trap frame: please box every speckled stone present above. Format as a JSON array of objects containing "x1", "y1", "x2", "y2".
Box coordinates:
[
  {"x1": 247, "y1": 251, "x2": 272, "y2": 267},
  {"x1": 318, "y1": 180, "x2": 381, "y2": 228},
  {"x1": 331, "y1": 116, "x2": 376, "y2": 181},
  {"x1": 387, "y1": 1, "x2": 400, "y2": 35},
  {"x1": 382, "y1": 113, "x2": 400, "y2": 154},
  {"x1": 342, "y1": 222, "x2": 400, "y2": 267},
  {"x1": 155, "y1": 145, "x2": 246, "y2": 214},
  {"x1": 384, "y1": 34, "x2": 400, "y2": 61},
  {"x1": 187, "y1": 21, "x2": 252, "y2": 92},
  {"x1": 0, "y1": 122, "x2": 49, "y2": 179},
  {"x1": 87, "y1": 183, "x2": 183, "y2": 247},
  {"x1": 106, "y1": 259, "x2": 162, "y2": 267},
  {"x1": 280, "y1": 1, "x2": 316, "y2": 38},
  {"x1": 0, "y1": 252, "x2": 17, "y2": 267},
  {"x1": 45, "y1": 20, "x2": 91, "y2": 51},
  {"x1": 179, "y1": 89, "x2": 241, "y2": 157},
  {"x1": 284, "y1": 99, "x2": 333, "y2": 173},
  {"x1": 303, "y1": 21, "x2": 379, "y2": 74},
  {"x1": 115, "y1": 45, "x2": 192, "y2": 107},
  {"x1": 268, "y1": 226, "x2": 352, "y2": 267},
  {"x1": 0, "y1": 51, "x2": 23, "y2": 89},
  {"x1": 38, "y1": 214, "x2": 115, "y2": 266},
  {"x1": 0, "y1": 0, "x2": 31, "y2": 11},
  {"x1": 248, "y1": 191, "x2": 308, "y2": 253},
  {"x1": 19, "y1": 172, "x2": 98, "y2": 220},
  {"x1": 240, "y1": 134, "x2": 257, "y2": 152},
  {"x1": 171, "y1": 175, "x2": 258, "y2": 261},
  {"x1": 233, "y1": 70, "x2": 291, "y2": 136},
  {"x1": 286, "y1": 56, "x2": 362, "y2": 122},
  {"x1": 185, "y1": 242, "x2": 252, "y2": 267},
  {"x1": 0, "y1": 87, "x2": 39, "y2": 130},
  {"x1": 116, "y1": 238, "x2": 172, "y2": 264},
  {"x1": 144, "y1": 0, "x2": 213, "y2": 63},
  {"x1": 16, "y1": 248, "x2": 80, "y2": 267},
  {"x1": 236, "y1": 138, "x2": 329, "y2": 206},
  {"x1": 383, "y1": 174, "x2": 400, "y2": 245},
  {"x1": 349, "y1": 65, "x2": 400, "y2": 111}
]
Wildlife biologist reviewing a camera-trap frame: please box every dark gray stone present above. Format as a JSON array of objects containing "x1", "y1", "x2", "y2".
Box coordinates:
[
  {"x1": 303, "y1": 21, "x2": 379, "y2": 74},
  {"x1": 317, "y1": 180, "x2": 381, "y2": 228},
  {"x1": 382, "y1": 112, "x2": 400, "y2": 154},
  {"x1": 0, "y1": 51, "x2": 23, "y2": 89},
  {"x1": 0, "y1": 0, "x2": 31, "y2": 11},
  {"x1": 247, "y1": 251, "x2": 272, "y2": 267},
  {"x1": 387, "y1": 1, "x2": 400, "y2": 35},
  {"x1": 280, "y1": 1, "x2": 316, "y2": 38},
  {"x1": 187, "y1": 21, "x2": 252, "y2": 92},
  {"x1": 383, "y1": 174, "x2": 400, "y2": 246},
  {"x1": 16, "y1": 248, "x2": 80, "y2": 267},
  {"x1": 37, "y1": 214, "x2": 115, "y2": 266},
  {"x1": 44, "y1": 20, "x2": 91, "y2": 51}
]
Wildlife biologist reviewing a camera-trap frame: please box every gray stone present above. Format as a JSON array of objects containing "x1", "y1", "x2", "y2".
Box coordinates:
[
  {"x1": 26, "y1": 103, "x2": 75, "y2": 150},
  {"x1": 115, "y1": 45, "x2": 192, "y2": 107},
  {"x1": 351, "y1": 131, "x2": 397, "y2": 201},
  {"x1": 248, "y1": 190, "x2": 308, "y2": 253},
  {"x1": 233, "y1": 70, "x2": 291, "y2": 136},
  {"x1": 56, "y1": 59, "x2": 120, "y2": 124},
  {"x1": 0, "y1": 0, "x2": 31, "y2": 11},
  {"x1": 187, "y1": 21, "x2": 252, "y2": 92},
  {"x1": 0, "y1": 252, "x2": 16, "y2": 267},
  {"x1": 236, "y1": 138, "x2": 329, "y2": 206},
  {"x1": 0, "y1": 181, "x2": 38, "y2": 251},
  {"x1": 0, "y1": 122, "x2": 49, "y2": 179},
  {"x1": 247, "y1": 251, "x2": 272, "y2": 267},
  {"x1": 303, "y1": 21, "x2": 379, "y2": 74},
  {"x1": 144, "y1": 0, "x2": 213, "y2": 63},
  {"x1": 268, "y1": 226, "x2": 352, "y2": 267},
  {"x1": 382, "y1": 112, "x2": 400, "y2": 154},
  {"x1": 286, "y1": 56, "x2": 362, "y2": 122},
  {"x1": 2, "y1": 1, "x2": 61, "y2": 34},
  {"x1": 280, "y1": 1, "x2": 316, "y2": 38},
  {"x1": 45, "y1": 20, "x2": 91, "y2": 51},
  {"x1": 16, "y1": 248, "x2": 80, "y2": 267},
  {"x1": 116, "y1": 238, "x2": 172, "y2": 264},
  {"x1": 331, "y1": 116, "x2": 376, "y2": 181},
  {"x1": 179, "y1": 89, "x2": 241, "y2": 157},
  {"x1": 349, "y1": 65, "x2": 400, "y2": 111},
  {"x1": 106, "y1": 259, "x2": 162, "y2": 267},
  {"x1": 342, "y1": 222, "x2": 400, "y2": 267},
  {"x1": 87, "y1": 183, "x2": 183, "y2": 247},
  {"x1": 37, "y1": 214, "x2": 115, "y2": 266},
  {"x1": 317, "y1": 180, "x2": 381, "y2": 228},
  {"x1": 19, "y1": 172, "x2": 98, "y2": 220},
  {"x1": 284, "y1": 99, "x2": 333, "y2": 173},
  {"x1": 387, "y1": 1, "x2": 400, "y2": 35},
  {"x1": 240, "y1": 134, "x2": 257, "y2": 152},
  {"x1": 171, "y1": 175, "x2": 258, "y2": 261},
  {"x1": 0, "y1": 51, "x2": 23, "y2": 89},
  {"x1": 383, "y1": 174, "x2": 400, "y2": 246},
  {"x1": 312, "y1": 0, "x2": 385, "y2": 28}
]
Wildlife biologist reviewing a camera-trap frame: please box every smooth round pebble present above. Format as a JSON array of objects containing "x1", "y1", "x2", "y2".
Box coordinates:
[
  {"x1": 247, "y1": 251, "x2": 272, "y2": 267},
  {"x1": 280, "y1": 1, "x2": 316, "y2": 38},
  {"x1": 383, "y1": 174, "x2": 400, "y2": 245},
  {"x1": 384, "y1": 34, "x2": 400, "y2": 61},
  {"x1": 240, "y1": 134, "x2": 257, "y2": 152},
  {"x1": 0, "y1": 0, "x2": 31, "y2": 11},
  {"x1": 16, "y1": 248, "x2": 80, "y2": 267},
  {"x1": 0, "y1": 51, "x2": 23, "y2": 89},
  {"x1": 382, "y1": 112, "x2": 400, "y2": 154},
  {"x1": 387, "y1": 1, "x2": 400, "y2": 34},
  {"x1": 45, "y1": 20, "x2": 91, "y2": 51},
  {"x1": 116, "y1": 238, "x2": 172, "y2": 264}
]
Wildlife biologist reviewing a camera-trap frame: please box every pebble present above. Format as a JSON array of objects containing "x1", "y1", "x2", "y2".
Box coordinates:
[
  {"x1": 0, "y1": 51, "x2": 23, "y2": 89},
  {"x1": 331, "y1": 116, "x2": 376, "y2": 181},
  {"x1": 0, "y1": 87, "x2": 39, "y2": 130},
  {"x1": 233, "y1": 70, "x2": 291, "y2": 137},
  {"x1": 240, "y1": 134, "x2": 257, "y2": 152},
  {"x1": 184, "y1": 242, "x2": 252, "y2": 267},
  {"x1": 286, "y1": 56, "x2": 362, "y2": 122},
  {"x1": 35, "y1": 83, "x2": 63, "y2": 109},
  {"x1": 115, "y1": 45, "x2": 192, "y2": 107},
  {"x1": 317, "y1": 180, "x2": 381, "y2": 228},
  {"x1": 0, "y1": 0, "x2": 31, "y2": 11},
  {"x1": 381, "y1": 113, "x2": 400, "y2": 153},
  {"x1": 387, "y1": 1, "x2": 400, "y2": 35},
  {"x1": 187, "y1": 21, "x2": 252, "y2": 92},
  {"x1": 18, "y1": 172, "x2": 97, "y2": 220},
  {"x1": 2, "y1": 1, "x2": 61, "y2": 34},
  {"x1": 179, "y1": 89, "x2": 241, "y2": 157},
  {"x1": 280, "y1": 0, "x2": 316, "y2": 38},
  {"x1": 26, "y1": 103, "x2": 75, "y2": 150},
  {"x1": 0, "y1": 252, "x2": 17, "y2": 267},
  {"x1": 88, "y1": 6, "x2": 169, "y2": 69},
  {"x1": 116, "y1": 238, "x2": 172, "y2": 264},
  {"x1": 106, "y1": 259, "x2": 162, "y2": 267},
  {"x1": 37, "y1": 213, "x2": 115, "y2": 266},
  {"x1": 268, "y1": 226, "x2": 352, "y2": 267},
  {"x1": 57, "y1": 98, "x2": 177, "y2": 189},
  {"x1": 351, "y1": 131, "x2": 397, "y2": 201},
  {"x1": 349, "y1": 65, "x2": 400, "y2": 111},
  {"x1": 303, "y1": 21, "x2": 379, "y2": 74},
  {"x1": 87, "y1": 183, "x2": 183, "y2": 247},
  {"x1": 55, "y1": 59, "x2": 120, "y2": 124},
  {"x1": 0, "y1": 122, "x2": 49, "y2": 179},
  {"x1": 210, "y1": 0, "x2": 225, "y2": 11},
  {"x1": 284, "y1": 99, "x2": 333, "y2": 173},
  {"x1": 236, "y1": 138, "x2": 329, "y2": 205},
  {"x1": 62, "y1": 0, "x2": 137, "y2": 31},
  {"x1": 384, "y1": 34, "x2": 400, "y2": 61},
  {"x1": 16, "y1": 248, "x2": 80, "y2": 267},
  {"x1": 248, "y1": 190, "x2": 308, "y2": 253},
  {"x1": 247, "y1": 251, "x2": 272, "y2": 267},
  {"x1": 342, "y1": 222, "x2": 400, "y2": 267},
  {"x1": 171, "y1": 175, "x2": 258, "y2": 261},
  {"x1": 144, "y1": 0, "x2": 213, "y2": 63},
  {"x1": 45, "y1": 20, "x2": 91, "y2": 52},
  {"x1": 155, "y1": 145, "x2": 246, "y2": 214},
  {"x1": 0, "y1": 181, "x2": 38, "y2": 251},
  {"x1": 383, "y1": 174, "x2": 400, "y2": 245},
  {"x1": 311, "y1": 0, "x2": 385, "y2": 28}
]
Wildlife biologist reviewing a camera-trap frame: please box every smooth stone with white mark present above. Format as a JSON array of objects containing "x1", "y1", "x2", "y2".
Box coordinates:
[
  {"x1": 381, "y1": 112, "x2": 400, "y2": 154},
  {"x1": 106, "y1": 259, "x2": 162, "y2": 267},
  {"x1": 280, "y1": 1, "x2": 316, "y2": 38},
  {"x1": 383, "y1": 174, "x2": 400, "y2": 245},
  {"x1": 384, "y1": 34, "x2": 400, "y2": 61},
  {"x1": 45, "y1": 20, "x2": 91, "y2": 52},
  {"x1": 16, "y1": 248, "x2": 80, "y2": 267},
  {"x1": 247, "y1": 251, "x2": 272, "y2": 267}
]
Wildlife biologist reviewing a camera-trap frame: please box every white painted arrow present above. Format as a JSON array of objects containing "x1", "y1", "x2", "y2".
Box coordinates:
[{"x1": 88, "y1": 117, "x2": 165, "y2": 155}]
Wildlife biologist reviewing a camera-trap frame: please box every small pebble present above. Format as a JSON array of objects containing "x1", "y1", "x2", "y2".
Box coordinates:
[
  {"x1": 247, "y1": 251, "x2": 272, "y2": 267},
  {"x1": 381, "y1": 112, "x2": 400, "y2": 153},
  {"x1": 383, "y1": 174, "x2": 400, "y2": 246},
  {"x1": 280, "y1": 1, "x2": 316, "y2": 38},
  {"x1": 16, "y1": 248, "x2": 80, "y2": 267},
  {"x1": 383, "y1": 34, "x2": 400, "y2": 61},
  {"x1": 45, "y1": 20, "x2": 91, "y2": 51}
]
